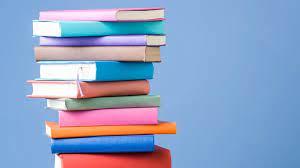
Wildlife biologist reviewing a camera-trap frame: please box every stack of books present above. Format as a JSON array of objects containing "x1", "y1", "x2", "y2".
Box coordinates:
[{"x1": 28, "y1": 8, "x2": 176, "y2": 168}]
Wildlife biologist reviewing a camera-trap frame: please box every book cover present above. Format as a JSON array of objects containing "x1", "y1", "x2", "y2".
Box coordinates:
[
  {"x1": 38, "y1": 61, "x2": 154, "y2": 81},
  {"x1": 45, "y1": 121, "x2": 176, "y2": 138},
  {"x1": 33, "y1": 20, "x2": 164, "y2": 37},
  {"x1": 40, "y1": 8, "x2": 165, "y2": 21},
  {"x1": 51, "y1": 135, "x2": 154, "y2": 154},
  {"x1": 27, "y1": 80, "x2": 149, "y2": 98},
  {"x1": 34, "y1": 46, "x2": 160, "y2": 62},
  {"x1": 59, "y1": 107, "x2": 158, "y2": 127},
  {"x1": 47, "y1": 95, "x2": 161, "y2": 111},
  {"x1": 55, "y1": 145, "x2": 171, "y2": 168},
  {"x1": 39, "y1": 35, "x2": 166, "y2": 47}
]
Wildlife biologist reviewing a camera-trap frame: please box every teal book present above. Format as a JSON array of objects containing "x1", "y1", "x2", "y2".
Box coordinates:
[
  {"x1": 38, "y1": 61, "x2": 154, "y2": 81},
  {"x1": 32, "y1": 20, "x2": 164, "y2": 37},
  {"x1": 47, "y1": 95, "x2": 160, "y2": 111}
]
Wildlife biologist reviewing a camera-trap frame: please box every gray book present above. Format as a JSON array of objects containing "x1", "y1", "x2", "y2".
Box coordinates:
[{"x1": 47, "y1": 95, "x2": 160, "y2": 111}]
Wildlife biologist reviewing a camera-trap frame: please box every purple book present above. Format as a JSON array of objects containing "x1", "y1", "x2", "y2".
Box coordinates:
[{"x1": 39, "y1": 35, "x2": 166, "y2": 46}]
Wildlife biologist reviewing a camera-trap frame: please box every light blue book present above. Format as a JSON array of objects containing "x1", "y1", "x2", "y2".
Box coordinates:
[
  {"x1": 37, "y1": 61, "x2": 154, "y2": 81},
  {"x1": 32, "y1": 20, "x2": 164, "y2": 37}
]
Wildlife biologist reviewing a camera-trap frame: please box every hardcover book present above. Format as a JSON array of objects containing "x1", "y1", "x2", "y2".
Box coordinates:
[
  {"x1": 39, "y1": 8, "x2": 165, "y2": 21},
  {"x1": 33, "y1": 20, "x2": 164, "y2": 37},
  {"x1": 34, "y1": 46, "x2": 160, "y2": 62},
  {"x1": 38, "y1": 61, "x2": 153, "y2": 81},
  {"x1": 46, "y1": 121, "x2": 176, "y2": 138},
  {"x1": 47, "y1": 95, "x2": 160, "y2": 111},
  {"x1": 28, "y1": 80, "x2": 149, "y2": 98},
  {"x1": 51, "y1": 135, "x2": 154, "y2": 154},
  {"x1": 59, "y1": 107, "x2": 158, "y2": 127},
  {"x1": 39, "y1": 35, "x2": 166, "y2": 47},
  {"x1": 55, "y1": 146, "x2": 171, "y2": 168}
]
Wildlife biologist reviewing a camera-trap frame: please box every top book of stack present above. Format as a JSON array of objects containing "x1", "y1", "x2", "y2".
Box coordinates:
[{"x1": 39, "y1": 8, "x2": 164, "y2": 21}]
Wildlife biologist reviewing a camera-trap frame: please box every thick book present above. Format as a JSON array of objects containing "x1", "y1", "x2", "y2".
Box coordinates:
[
  {"x1": 47, "y1": 95, "x2": 160, "y2": 111},
  {"x1": 38, "y1": 61, "x2": 153, "y2": 81},
  {"x1": 55, "y1": 146, "x2": 171, "y2": 168},
  {"x1": 59, "y1": 107, "x2": 158, "y2": 127},
  {"x1": 39, "y1": 8, "x2": 164, "y2": 21},
  {"x1": 33, "y1": 20, "x2": 164, "y2": 37},
  {"x1": 51, "y1": 135, "x2": 154, "y2": 154},
  {"x1": 34, "y1": 46, "x2": 160, "y2": 62},
  {"x1": 45, "y1": 121, "x2": 176, "y2": 138},
  {"x1": 27, "y1": 80, "x2": 149, "y2": 99},
  {"x1": 39, "y1": 35, "x2": 166, "y2": 47}
]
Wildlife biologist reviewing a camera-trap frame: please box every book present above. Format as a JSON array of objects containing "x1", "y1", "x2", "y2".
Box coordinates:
[
  {"x1": 39, "y1": 8, "x2": 164, "y2": 21},
  {"x1": 59, "y1": 107, "x2": 158, "y2": 127},
  {"x1": 39, "y1": 35, "x2": 166, "y2": 47},
  {"x1": 55, "y1": 145, "x2": 171, "y2": 168},
  {"x1": 33, "y1": 20, "x2": 164, "y2": 37},
  {"x1": 27, "y1": 80, "x2": 149, "y2": 99},
  {"x1": 47, "y1": 95, "x2": 160, "y2": 111},
  {"x1": 45, "y1": 121, "x2": 176, "y2": 138},
  {"x1": 51, "y1": 135, "x2": 154, "y2": 154},
  {"x1": 34, "y1": 46, "x2": 160, "y2": 62},
  {"x1": 38, "y1": 61, "x2": 153, "y2": 81}
]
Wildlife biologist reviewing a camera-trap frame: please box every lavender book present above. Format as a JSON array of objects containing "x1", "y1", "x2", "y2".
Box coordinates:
[{"x1": 40, "y1": 35, "x2": 166, "y2": 46}]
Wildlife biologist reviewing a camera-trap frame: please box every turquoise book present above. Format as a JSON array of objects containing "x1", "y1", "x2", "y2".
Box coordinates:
[
  {"x1": 37, "y1": 61, "x2": 154, "y2": 81},
  {"x1": 32, "y1": 20, "x2": 164, "y2": 37}
]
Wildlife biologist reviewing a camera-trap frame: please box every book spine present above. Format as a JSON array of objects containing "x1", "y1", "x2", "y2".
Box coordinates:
[
  {"x1": 38, "y1": 61, "x2": 154, "y2": 81},
  {"x1": 39, "y1": 35, "x2": 147, "y2": 46},
  {"x1": 57, "y1": 146, "x2": 171, "y2": 168},
  {"x1": 28, "y1": 80, "x2": 149, "y2": 99},
  {"x1": 78, "y1": 80, "x2": 150, "y2": 98},
  {"x1": 46, "y1": 121, "x2": 176, "y2": 138},
  {"x1": 64, "y1": 95, "x2": 160, "y2": 111},
  {"x1": 95, "y1": 62, "x2": 154, "y2": 81},
  {"x1": 51, "y1": 135, "x2": 154, "y2": 153},
  {"x1": 59, "y1": 107, "x2": 158, "y2": 127},
  {"x1": 60, "y1": 21, "x2": 164, "y2": 37},
  {"x1": 34, "y1": 46, "x2": 148, "y2": 62}
]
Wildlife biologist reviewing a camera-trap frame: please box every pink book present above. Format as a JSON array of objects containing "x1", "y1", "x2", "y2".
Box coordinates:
[
  {"x1": 59, "y1": 107, "x2": 158, "y2": 127},
  {"x1": 39, "y1": 8, "x2": 165, "y2": 21}
]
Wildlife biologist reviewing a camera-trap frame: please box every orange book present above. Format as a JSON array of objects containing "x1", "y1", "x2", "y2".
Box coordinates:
[
  {"x1": 46, "y1": 121, "x2": 176, "y2": 138},
  {"x1": 55, "y1": 146, "x2": 171, "y2": 168},
  {"x1": 27, "y1": 80, "x2": 149, "y2": 98}
]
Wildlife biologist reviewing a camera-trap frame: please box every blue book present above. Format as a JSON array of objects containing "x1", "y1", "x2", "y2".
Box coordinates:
[
  {"x1": 51, "y1": 135, "x2": 154, "y2": 154},
  {"x1": 38, "y1": 61, "x2": 154, "y2": 81},
  {"x1": 32, "y1": 20, "x2": 164, "y2": 37}
]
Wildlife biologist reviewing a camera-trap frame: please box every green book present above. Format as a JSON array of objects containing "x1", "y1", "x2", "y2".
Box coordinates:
[
  {"x1": 47, "y1": 95, "x2": 160, "y2": 111},
  {"x1": 33, "y1": 20, "x2": 164, "y2": 37}
]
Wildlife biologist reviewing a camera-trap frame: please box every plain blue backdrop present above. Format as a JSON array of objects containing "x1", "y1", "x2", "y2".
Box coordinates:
[{"x1": 1, "y1": 0, "x2": 299, "y2": 167}]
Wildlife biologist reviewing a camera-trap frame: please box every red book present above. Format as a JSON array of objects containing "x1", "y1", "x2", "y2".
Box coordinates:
[{"x1": 55, "y1": 146, "x2": 171, "y2": 168}]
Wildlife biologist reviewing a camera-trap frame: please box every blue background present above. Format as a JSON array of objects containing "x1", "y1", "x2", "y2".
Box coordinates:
[{"x1": 1, "y1": 0, "x2": 299, "y2": 167}]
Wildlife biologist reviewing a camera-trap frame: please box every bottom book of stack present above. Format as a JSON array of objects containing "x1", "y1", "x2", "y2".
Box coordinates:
[{"x1": 55, "y1": 146, "x2": 171, "y2": 168}]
